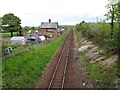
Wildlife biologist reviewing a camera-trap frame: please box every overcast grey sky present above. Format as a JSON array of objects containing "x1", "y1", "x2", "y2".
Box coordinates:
[{"x1": 0, "y1": 0, "x2": 108, "y2": 26}]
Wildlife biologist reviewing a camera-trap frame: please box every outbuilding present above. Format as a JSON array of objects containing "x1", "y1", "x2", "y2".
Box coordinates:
[{"x1": 10, "y1": 36, "x2": 26, "y2": 45}]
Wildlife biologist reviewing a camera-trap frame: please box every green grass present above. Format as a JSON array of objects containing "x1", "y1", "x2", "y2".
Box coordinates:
[
  {"x1": 80, "y1": 50, "x2": 118, "y2": 88},
  {"x1": 74, "y1": 29, "x2": 118, "y2": 88},
  {"x1": 2, "y1": 30, "x2": 68, "y2": 88},
  {"x1": 85, "y1": 60, "x2": 118, "y2": 88},
  {"x1": 2, "y1": 32, "x2": 17, "y2": 37},
  {"x1": 75, "y1": 22, "x2": 118, "y2": 55}
]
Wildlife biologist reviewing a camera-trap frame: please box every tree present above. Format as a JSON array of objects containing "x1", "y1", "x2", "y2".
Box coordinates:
[
  {"x1": 2, "y1": 13, "x2": 21, "y2": 37},
  {"x1": 106, "y1": 0, "x2": 120, "y2": 77},
  {"x1": 105, "y1": 0, "x2": 119, "y2": 38},
  {"x1": 22, "y1": 26, "x2": 30, "y2": 31}
]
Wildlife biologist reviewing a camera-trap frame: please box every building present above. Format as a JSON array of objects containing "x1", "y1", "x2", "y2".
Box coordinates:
[{"x1": 40, "y1": 19, "x2": 59, "y2": 38}]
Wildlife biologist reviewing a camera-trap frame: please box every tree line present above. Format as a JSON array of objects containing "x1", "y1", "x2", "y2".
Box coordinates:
[
  {"x1": 75, "y1": 0, "x2": 120, "y2": 77},
  {"x1": 75, "y1": 0, "x2": 120, "y2": 54}
]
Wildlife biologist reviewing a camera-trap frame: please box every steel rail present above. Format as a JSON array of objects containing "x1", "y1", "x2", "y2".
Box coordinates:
[
  {"x1": 61, "y1": 30, "x2": 73, "y2": 89},
  {"x1": 48, "y1": 30, "x2": 71, "y2": 89}
]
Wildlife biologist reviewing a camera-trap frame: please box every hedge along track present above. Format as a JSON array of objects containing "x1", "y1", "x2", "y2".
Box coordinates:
[{"x1": 48, "y1": 29, "x2": 73, "y2": 89}]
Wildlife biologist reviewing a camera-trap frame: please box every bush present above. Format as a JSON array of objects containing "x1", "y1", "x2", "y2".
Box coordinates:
[{"x1": 75, "y1": 21, "x2": 118, "y2": 55}]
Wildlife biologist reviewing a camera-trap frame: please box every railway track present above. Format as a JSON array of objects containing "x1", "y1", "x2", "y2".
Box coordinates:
[{"x1": 48, "y1": 29, "x2": 73, "y2": 89}]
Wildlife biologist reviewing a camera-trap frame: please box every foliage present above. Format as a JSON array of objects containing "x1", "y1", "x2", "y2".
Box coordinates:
[
  {"x1": 77, "y1": 44, "x2": 118, "y2": 88},
  {"x1": 105, "y1": 0, "x2": 120, "y2": 38},
  {"x1": 85, "y1": 58, "x2": 118, "y2": 88},
  {"x1": 105, "y1": 0, "x2": 119, "y2": 21},
  {"x1": 22, "y1": 26, "x2": 40, "y2": 31},
  {"x1": 2, "y1": 13, "x2": 21, "y2": 37},
  {"x1": 22, "y1": 26, "x2": 30, "y2": 31},
  {"x1": 2, "y1": 30, "x2": 68, "y2": 88},
  {"x1": 75, "y1": 21, "x2": 118, "y2": 55}
]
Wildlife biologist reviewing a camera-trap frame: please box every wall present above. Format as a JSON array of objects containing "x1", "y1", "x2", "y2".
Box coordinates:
[{"x1": 40, "y1": 28, "x2": 58, "y2": 38}]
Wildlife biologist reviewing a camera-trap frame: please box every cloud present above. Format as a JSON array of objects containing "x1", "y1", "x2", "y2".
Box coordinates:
[{"x1": 0, "y1": 0, "x2": 108, "y2": 26}]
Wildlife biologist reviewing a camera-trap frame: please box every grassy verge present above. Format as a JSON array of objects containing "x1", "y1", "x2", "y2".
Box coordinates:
[
  {"x1": 80, "y1": 51, "x2": 118, "y2": 88},
  {"x1": 74, "y1": 30, "x2": 118, "y2": 88},
  {"x1": 2, "y1": 30, "x2": 69, "y2": 88}
]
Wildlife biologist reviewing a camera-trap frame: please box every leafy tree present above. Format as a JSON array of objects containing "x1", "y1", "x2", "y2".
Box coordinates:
[
  {"x1": 22, "y1": 26, "x2": 40, "y2": 31},
  {"x1": 22, "y1": 26, "x2": 30, "y2": 31},
  {"x1": 31, "y1": 26, "x2": 40, "y2": 30},
  {"x1": 2, "y1": 13, "x2": 21, "y2": 37},
  {"x1": 105, "y1": 0, "x2": 119, "y2": 38}
]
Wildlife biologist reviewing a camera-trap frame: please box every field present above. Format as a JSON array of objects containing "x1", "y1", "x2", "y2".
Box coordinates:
[
  {"x1": 2, "y1": 30, "x2": 68, "y2": 88},
  {"x1": 2, "y1": 32, "x2": 17, "y2": 38}
]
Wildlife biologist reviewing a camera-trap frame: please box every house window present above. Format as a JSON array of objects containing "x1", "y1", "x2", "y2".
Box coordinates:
[{"x1": 47, "y1": 29, "x2": 53, "y2": 32}]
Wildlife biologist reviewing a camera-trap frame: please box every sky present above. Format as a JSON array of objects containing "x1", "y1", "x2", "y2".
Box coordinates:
[{"x1": 0, "y1": 0, "x2": 109, "y2": 26}]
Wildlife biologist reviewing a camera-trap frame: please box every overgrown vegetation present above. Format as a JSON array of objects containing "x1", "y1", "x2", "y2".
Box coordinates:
[
  {"x1": 2, "y1": 29, "x2": 68, "y2": 88},
  {"x1": 75, "y1": 21, "x2": 118, "y2": 55},
  {"x1": 79, "y1": 50, "x2": 118, "y2": 88},
  {"x1": 74, "y1": 28, "x2": 118, "y2": 88},
  {"x1": 74, "y1": 20, "x2": 118, "y2": 88}
]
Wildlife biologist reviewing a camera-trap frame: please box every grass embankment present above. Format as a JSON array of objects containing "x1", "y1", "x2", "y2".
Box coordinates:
[
  {"x1": 2, "y1": 30, "x2": 69, "y2": 88},
  {"x1": 80, "y1": 50, "x2": 118, "y2": 88},
  {"x1": 74, "y1": 27, "x2": 118, "y2": 88},
  {"x1": 85, "y1": 60, "x2": 117, "y2": 88}
]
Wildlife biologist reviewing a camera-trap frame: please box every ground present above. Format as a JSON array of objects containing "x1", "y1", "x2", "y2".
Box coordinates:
[{"x1": 35, "y1": 31, "x2": 93, "y2": 88}]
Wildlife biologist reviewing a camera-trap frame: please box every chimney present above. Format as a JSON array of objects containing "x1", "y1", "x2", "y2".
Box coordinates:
[{"x1": 49, "y1": 19, "x2": 51, "y2": 23}]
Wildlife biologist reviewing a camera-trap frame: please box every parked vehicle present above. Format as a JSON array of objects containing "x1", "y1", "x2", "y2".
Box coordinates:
[
  {"x1": 27, "y1": 35, "x2": 46, "y2": 43},
  {"x1": 39, "y1": 35, "x2": 46, "y2": 41},
  {"x1": 11, "y1": 36, "x2": 25, "y2": 45},
  {"x1": 27, "y1": 36, "x2": 36, "y2": 41},
  {"x1": 26, "y1": 36, "x2": 38, "y2": 44}
]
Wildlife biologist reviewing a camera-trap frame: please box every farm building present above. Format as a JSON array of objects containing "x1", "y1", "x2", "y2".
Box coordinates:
[{"x1": 40, "y1": 19, "x2": 60, "y2": 38}]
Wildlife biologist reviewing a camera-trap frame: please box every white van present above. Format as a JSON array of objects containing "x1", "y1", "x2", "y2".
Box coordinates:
[{"x1": 11, "y1": 36, "x2": 26, "y2": 45}]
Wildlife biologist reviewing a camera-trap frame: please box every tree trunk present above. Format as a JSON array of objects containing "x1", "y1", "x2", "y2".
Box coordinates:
[
  {"x1": 111, "y1": 12, "x2": 114, "y2": 39},
  {"x1": 19, "y1": 30, "x2": 22, "y2": 36},
  {"x1": 10, "y1": 31, "x2": 13, "y2": 37}
]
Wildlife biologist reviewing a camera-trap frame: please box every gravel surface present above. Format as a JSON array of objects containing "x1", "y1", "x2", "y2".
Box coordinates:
[{"x1": 35, "y1": 30, "x2": 93, "y2": 88}]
